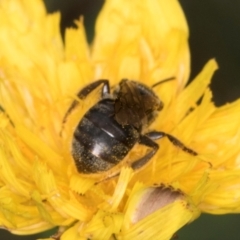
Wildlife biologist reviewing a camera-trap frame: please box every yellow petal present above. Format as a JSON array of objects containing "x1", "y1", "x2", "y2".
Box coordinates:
[
  {"x1": 1, "y1": 0, "x2": 240, "y2": 239},
  {"x1": 122, "y1": 185, "x2": 199, "y2": 239},
  {"x1": 92, "y1": 0, "x2": 190, "y2": 88}
]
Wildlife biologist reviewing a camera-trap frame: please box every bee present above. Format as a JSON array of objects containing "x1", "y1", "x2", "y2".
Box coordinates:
[{"x1": 63, "y1": 79, "x2": 197, "y2": 175}]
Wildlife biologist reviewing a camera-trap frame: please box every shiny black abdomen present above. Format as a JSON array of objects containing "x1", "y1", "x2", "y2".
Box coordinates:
[{"x1": 72, "y1": 99, "x2": 140, "y2": 173}]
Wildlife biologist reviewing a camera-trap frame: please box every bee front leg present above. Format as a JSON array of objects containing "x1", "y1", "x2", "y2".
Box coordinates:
[
  {"x1": 76, "y1": 79, "x2": 110, "y2": 100},
  {"x1": 61, "y1": 79, "x2": 110, "y2": 134}
]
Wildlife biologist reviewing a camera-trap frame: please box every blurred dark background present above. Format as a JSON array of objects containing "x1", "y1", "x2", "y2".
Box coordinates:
[{"x1": 2, "y1": 0, "x2": 240, "y2": 239}]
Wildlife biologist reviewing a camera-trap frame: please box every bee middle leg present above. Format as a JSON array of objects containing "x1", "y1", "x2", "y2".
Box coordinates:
[
  {"x1": 146, "y1": 131, "x2": 197, "y2": 156},
  {"x1": 131, "y1": 131, "x2": 197, "y2": 171},
  {"x1": 61, "y1": 79, "x2": 110, "y2": 134}
]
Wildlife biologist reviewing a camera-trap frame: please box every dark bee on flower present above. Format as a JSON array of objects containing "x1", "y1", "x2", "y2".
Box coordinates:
[{"x1": 62, "y1": 79, "x2": 197, "y2": 175}]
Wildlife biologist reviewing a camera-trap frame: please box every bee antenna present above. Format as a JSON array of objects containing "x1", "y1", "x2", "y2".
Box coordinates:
[{"x1": 151, "y1": 77, "x2": 175, "y2": 88}]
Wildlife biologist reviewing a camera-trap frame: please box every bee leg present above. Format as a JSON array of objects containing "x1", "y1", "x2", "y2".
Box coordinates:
[
  {"x1": 61, "y1": 79, "x2": 110, "y2": 134},
  {"x1": 146, "y1": 131, "x2": 197, "y2": 156},
  {"x1": 0, "y1": 105, "x2": 14, "y2": 126},
  {"x1": 98, "y1": 136, "x2": 158, "y2": 181},
  {"x1": 151, "y1": 77, "x2": 175, "y2": 88},
  {"x1": 76, "y1": 79, "x2": 110, "y2": 100},
  {"x1": 131, "y1": 135, "x2": 159, "y2": 170}
]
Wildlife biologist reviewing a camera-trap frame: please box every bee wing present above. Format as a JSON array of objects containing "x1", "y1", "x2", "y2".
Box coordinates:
[{"x1": 114, "y1": 81, "x2": 146, "y2": 128}]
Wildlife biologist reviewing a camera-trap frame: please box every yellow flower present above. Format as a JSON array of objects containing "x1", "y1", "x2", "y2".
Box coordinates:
[{"x1": 0, "y1": 0, "x2": 239, "y2": 239}]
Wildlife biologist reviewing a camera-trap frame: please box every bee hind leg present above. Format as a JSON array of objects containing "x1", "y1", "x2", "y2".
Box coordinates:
[{"x1": 131, "y1": 135, "x2": 159, "y2": 170}]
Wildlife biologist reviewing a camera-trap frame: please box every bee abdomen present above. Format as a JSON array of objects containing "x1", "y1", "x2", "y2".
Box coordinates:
[{"x1": 72, "y1": 99, "x2": 138, "y2": 174}]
